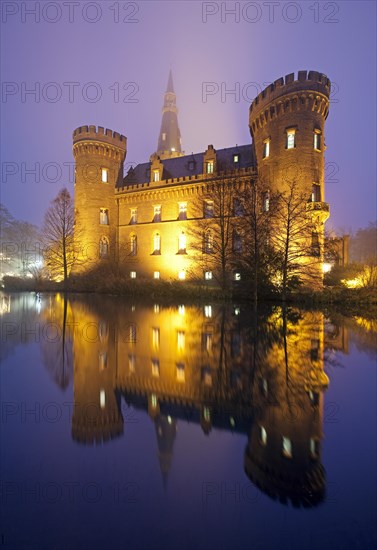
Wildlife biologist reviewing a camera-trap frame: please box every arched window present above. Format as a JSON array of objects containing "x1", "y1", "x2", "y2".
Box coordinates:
[
  {"x1": 204, "y1": 230, "x2": 214, "y2": 254},
  {"x1": 99, "y1": 237, "x2": 109, "y2": 258},
  {"x1": 178, "y1": 232, "x2": 187, "y2": 254},
  {"x1": 153, "y1": 233, "x2": 161, "y2": 254},
  {"x1": 130, "y1": 234, "x2": 137, "y2": 255}
]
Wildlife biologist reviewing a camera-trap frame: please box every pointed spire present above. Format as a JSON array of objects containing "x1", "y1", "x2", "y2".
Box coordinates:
[
  {"x1": 156, "y1": 70, "x2": 184, "y2": 160},
  {"x1": 166, "y1": 69, "x2": 174, "y2": 93}
]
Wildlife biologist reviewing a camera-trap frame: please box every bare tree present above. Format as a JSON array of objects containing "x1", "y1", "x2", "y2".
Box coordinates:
[
  {"x1": 187, "y1": 171, "x2": 239, "y2": 291},
  {"x1": 237, "y1": 176, "x2": 279, "y2": 302},
  {"x1": 42, "y1": 188, "x2": 75, "y2": 284},
  {"x1": 270, "y1": 182, "x2": 320, "y2": 300}
]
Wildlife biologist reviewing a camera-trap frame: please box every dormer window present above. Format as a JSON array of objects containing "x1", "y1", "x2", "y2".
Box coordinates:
[
  {"x1": 153, "y1": 169, "x2": 160, "y2": 182},
  {"x1": 188, "y1": 160, "x2": 195, "y2": 171},
  {"x1": 206, "y1": 160, "x2": 214, "y2": 174},
  {"x1": 233, "y1": 154, "x2": 239, "y2": 163}
]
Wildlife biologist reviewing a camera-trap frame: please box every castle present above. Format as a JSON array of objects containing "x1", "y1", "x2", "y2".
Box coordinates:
[{"x1": 73, "y1": 69, "x2": 331, "y2": 285}]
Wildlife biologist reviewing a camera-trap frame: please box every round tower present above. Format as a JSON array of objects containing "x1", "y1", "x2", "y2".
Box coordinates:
[
  {"x1": 250, "y1": 70, "x2": 330, "y2": 202},
  {"x1": 250, "y1": 71, "x2": 331, "y2": 284},
  {"x1": 72, "y1": 125, "x2": 127, "y2": 270}
]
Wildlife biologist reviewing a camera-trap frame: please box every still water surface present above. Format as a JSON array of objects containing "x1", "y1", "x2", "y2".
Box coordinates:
[{"x1": 1, "y1": 293, "x2": 376, "y2": 550}]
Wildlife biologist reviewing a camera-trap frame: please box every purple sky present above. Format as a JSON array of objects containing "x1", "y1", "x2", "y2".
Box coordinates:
[{"x1": 1, "y1": 1, "x2": 376, "y2": 233}]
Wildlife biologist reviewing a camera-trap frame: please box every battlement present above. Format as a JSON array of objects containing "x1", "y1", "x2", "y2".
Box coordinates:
[
  {"x1": 250, "y1": 71, "x2": 331, "y2": 116},
  {"x1": 73, "y1": 125, "x2": 127, "y2": 150}
]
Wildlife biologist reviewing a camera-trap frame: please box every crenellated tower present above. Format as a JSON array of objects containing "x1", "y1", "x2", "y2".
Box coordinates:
[
  {"x1": 72, "y1": 125, "x2": 127, "y2": 269},
  {"x1": 250, "y1": 71, "x2": 331, "y2": 281}
]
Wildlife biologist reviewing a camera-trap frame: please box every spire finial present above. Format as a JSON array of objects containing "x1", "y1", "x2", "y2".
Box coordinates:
[{"x1": 166, "y1": 69, "x2": 174, "y2": 93}]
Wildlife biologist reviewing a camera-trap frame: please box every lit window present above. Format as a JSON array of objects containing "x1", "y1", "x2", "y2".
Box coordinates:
[
  {"x1": 99, "y1": 237, "x2": 109, "y2": 258},
  {"x1": 100, "y1": 389, "x2": 106, "y2": 409},
  {"x1": 151, "y1": 359, "x2": 160, "y2": 377},
  {"x1": 311, "y1": 184, "x2": 321, "y2": 202},
  {"x1": 261, "y1": 378, "x2": 268, "y2": 396},
  {"x1": 177, "y1": 331, "x2": 185, "y2": 351},
  {"x1": 130, "y1": 208, "x2": 137, "y2": 224},
  {"x1": 128, "y1": 354, "x2": 136, "y2": 373},
  {"x1": 282, "y1": 436, "x2": 292, "y2": 458},
  {"x1": 206, "y1": 160, "x2": 214, "y2": 174},
  {"x1": 178, "y1": 202, "x2": 187, "y2": 220},
  {"x1": 263, "y1": 139, "x2": 270, "y2": 158},
  {"x1": 99, "y1": 208, "x2": 109, "y2": 225},
  {"x1": 162, "y1": 132, "x2": 166, "y2": 141},
  {"x1": 310, "y1": 438, "x2": 319, "y2": 457},
  {"x1": 204, "y1": 271, "x2": 212, "y2": 280},
  {"x1": 204, "y1": 230, "x2": 214, "y2": 253},
  {"x1": 153, "y1": 205, "x2": 161, "y2": 222},
  {"x1": 101, "y1": 168, "x2": 108, "y2": 183},
  {"x1": 314, "y1": 131, "x2": 321, "y2": 151},
  {"x1": 176, "y1": 363, "x2": 185, "y2": 382},
  {"x1": 204, "y1": 200, "x2": 214, "y2": 218},
  {"x1": 178, "y1": 232, "x2": 187, "y2": 253},
  {"x1": 233, "y1": 154, "x2": 239, "y2": 163},
  {"x1": 171, "y1": 147, "x2": 175, "y2": 152},
  {"x1": 154, "y1": 304, "x2": 160, "y2": 313},
  {"x1": 153, "y1": 233, "x2": 161, "y2": 254},
  {"x1": 234, "y1": 307, "x2": 240, "y2": 316},
  {"x1": 204, "y1": 305, "x2": 212, "y2": 318},
  {"x1": 152, "y1": 327, "x2": 160, "y2": 350},
  {"x1": 178, "y1": 305, "x2": 185, "y2": 315},
  {"x1": 178, "y1": 270, "x2": 186, "y2": 280},
  {"x1": 260, "y1": 426, "x2": 267, "y2": 446},
  {"x1": 151, "y1": 394, "x2": 157, "y2": 408},
  {"x1": 234, "y1": 272, "x2": 241, "y2": 281},
  {"x1": 153, "y1": 170, "x2": 160, "y2": 182},
  {"x1": 204, "y1": 407, "x2": 211, "y2": 422},
  {"x1": 99, "y1": 352, "x2": 107, "y2": 371},
  {"x1": 130, "y1": 271, "x2": 137, "y2": 279},
  {"x1": 130, "y1": 234, "x2": 137, "y2": 255},
  {"x1": 286, "y1": 129, "x2": 296, "y2": 149},
  {"x1": 154, "y1": 271, "x2": 160, "y2": 279}
]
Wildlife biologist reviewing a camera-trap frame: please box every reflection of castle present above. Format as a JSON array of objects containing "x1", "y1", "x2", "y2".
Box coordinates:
[{"x1": 68, "y1": 296, "x2": 330, "y2": 506}]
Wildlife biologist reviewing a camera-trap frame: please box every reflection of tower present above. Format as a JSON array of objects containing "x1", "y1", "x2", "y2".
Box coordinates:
[
  {"x1": 154, "y1": 415, "x2": 177, "y2": 489},
  {"x1": 244, "y1": 310, "x2": 329, "y2": 507},
  {"x1": 156, "y1": 70, "x2": 183, "y2": 159},
  {"x1": 70, "y1": 298, "x2": 123, "y2": 444}
]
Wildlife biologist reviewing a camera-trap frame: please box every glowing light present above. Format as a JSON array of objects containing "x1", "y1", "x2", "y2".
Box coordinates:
[
  {"x1": 178, "y1": 305, "x2": 185, "y2": 315},
  {"x1": 342, "y1": 277, "x2": 362, "y2": 288},
  {"x1": 130, "y1": 271, "x2": 137, "y2": 279},
  {"x1": 204, "y1": 271, "x2": 212, "y2": 280},
  {"x1": 204, "y1": 407, "x2": 211, "y2": 422},
  {"x1": 151, "y1": 394, "x2": 157, "y2": 408},
  {"x1": 100, "y1": 389, "x2": 106, "y2": 409},
  {"x1": 204, "y1": 305, "x2": 212, "y2": 318},
  {"x1": 230, "y1": 417, "x2": 235, "y2": 427},
  {"x1": 154, "y1": 271, "x2": 160, "y2": 279},
  {"x1": 322, "y1": 263, "x2": 332, "y2": 274},
  {"x1": 167, "y1": 416, "x2": 172, "y2": 424},
  {"x1": 154, "y1": 304, "x2": 160, "y2": 313},
  {"x1": 234, "y1": 307, "x2": 240, "y2": 316},
  {"x1": 178, "y1": 270, "x2": 186, "y2": 280}
]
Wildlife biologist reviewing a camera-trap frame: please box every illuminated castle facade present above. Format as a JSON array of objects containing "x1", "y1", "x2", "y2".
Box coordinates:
[{"x1": 73, "y1": 70, "x2": 331, "y2": 283}]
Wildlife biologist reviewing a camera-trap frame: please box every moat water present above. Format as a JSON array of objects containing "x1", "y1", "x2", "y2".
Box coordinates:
[{"x1": 1, "y1": 293, "x2": 376, "y2": 550}]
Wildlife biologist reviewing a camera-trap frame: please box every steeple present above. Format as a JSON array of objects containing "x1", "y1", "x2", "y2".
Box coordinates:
[{"x1": 156, "y1": 70, "x2": 183, "y2": 159}]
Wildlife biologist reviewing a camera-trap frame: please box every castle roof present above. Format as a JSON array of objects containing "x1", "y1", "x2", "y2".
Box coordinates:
[{"x1": 120, "y1": 144, "x2": 255, "y2": 187}]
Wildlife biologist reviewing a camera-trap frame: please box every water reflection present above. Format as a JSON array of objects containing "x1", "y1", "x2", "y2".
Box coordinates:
[{"x1": 73, "y1": 296, "x2": 331, "y2": 507}]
